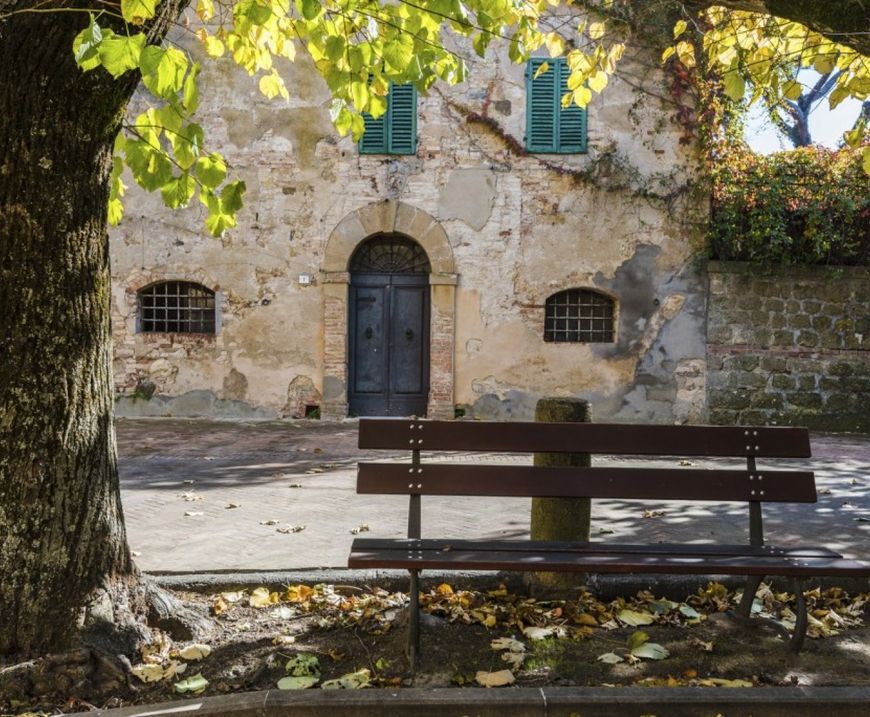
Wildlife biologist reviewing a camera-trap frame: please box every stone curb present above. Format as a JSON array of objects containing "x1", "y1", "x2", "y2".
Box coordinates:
[{"x1": 79, "y1": 686, "x2": 870, "y2": 717}]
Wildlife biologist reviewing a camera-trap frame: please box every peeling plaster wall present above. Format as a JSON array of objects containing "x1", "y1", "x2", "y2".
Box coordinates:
[{"x1": 110, "y1": 14, "x2": 709, "y2": 422}]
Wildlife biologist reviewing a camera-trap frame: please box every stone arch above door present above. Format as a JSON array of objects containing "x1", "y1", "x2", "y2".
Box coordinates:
[
  {"x1": 322, "y1": 201, "x2": 455, "y2": 276},
  {"x1": 320, "y1": 201, "x2": 457, "y2": 420}
]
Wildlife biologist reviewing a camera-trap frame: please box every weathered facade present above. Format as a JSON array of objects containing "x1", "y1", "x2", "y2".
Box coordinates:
[{"x1": 110, "y1": 21, "x2": 710, "y2": 422}]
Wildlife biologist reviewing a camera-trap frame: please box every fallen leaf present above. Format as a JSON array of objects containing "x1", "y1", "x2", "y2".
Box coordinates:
[
  {"x1": 285, "y1": 654, "x2": 320, "y2": 677},
  {"x1": 184, "y1": 511, "x2": 204, "y2": 517},
  {"x1": 679, "y1": 460, "x2": 695, "y2": 466},
  {"x1": 249, "y1": 587, "x2": 278, "y2": 608},
  {"x1": 271, "y1": 606, "x2": 295, "y2": 619},
  {"x1": 225, "y1": 503, "x2": 241, "y2": 509},
  {"x1": 697, "y1": 678, "x2": 753, "y2": 687},
  {"x1": 277, "y1": 525, "x2": 306, "y2": 534},
  {"x1": 174, "y1": 673, "x2": 209, "y2": 694},
  {"x1": 178, "y1": 644, "x2": 212, "y2": 661},
  {"x1": 627, "y1": 631, "x2": 649, "y2": 650},
  {"x1": 475, "y1": 669, "x2": 515, "y2": 687},
  {"x1": 131, "y1": 663, "x2": 165, "y2": 683},
  {"x1": 179, "y1": 491, "x2": 202, "y2": 502},
  {"x1": 350, "y1": 523, "x2": 370, "y2": 535},
  {"x1": 688, "y1": 636, "x2": 714, "y2": 652},
  {"x1": 522, "y1": 626, "x2": 556, "y2": 640},
  {"x1": 287, "y1": 585, "x2": 314, "y2": 602},
  {"x1": 491, "y1": 637, "x2": 525, "y2": 652},
  {"x1": 630, "y1": 642, "x2": 669, "y2": 660},
  {"x1": 679, "y1": 604, "x2": 701, "y2": 619},
  {"x1": 221, "y1": 590, "x2": 244, "y2": 603},
  {"x1": 273, "y1": 635, "x2": 297, "y2": 646},
  {"x1": 643, "y1": 510, "x2": 666, "y2": 519},
  {"x1": 288, "y1": 483, "x2": 303, "y2": 488},
  {"x1": 617, "y1": 609, "x2": 655, "y2": 626},
  {"x1": 259, "y1": 519, "x2": 279, "y2": 525},
  {"x1": 597, "y1": 652, "x2": 625, "y2": 664},
  {"x1": 598, "y1": 527, "x2": 615, "y2": 534},
  {"x1": 277, "y1": 675, "x2": 319, "y2": 689},
  {"x1": 576, "y1": 613, "x2": 599, "y2": 627},
  {"x1": 321, "y1": 668, "x2": 371, "y2": 689}
]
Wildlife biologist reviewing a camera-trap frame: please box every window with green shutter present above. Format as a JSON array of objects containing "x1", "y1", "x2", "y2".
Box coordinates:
[
  {"x1": 525, "y1": 58, "x2": 588, "y2": 153},
  {"x1": 359, "y1": 83, "x2": 418, "y2": 155}
]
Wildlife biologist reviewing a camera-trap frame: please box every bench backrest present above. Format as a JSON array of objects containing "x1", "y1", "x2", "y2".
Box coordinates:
[{"x1": 357, "y1": 418, "x2": 815, "y2": 503}]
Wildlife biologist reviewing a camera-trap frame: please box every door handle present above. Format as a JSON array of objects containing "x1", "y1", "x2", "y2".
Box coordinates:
[
  {"x1": 365, "y1": 327, "x2": 373, "y2": 339},
  {"x1": 405, "y1": 328, "x2": 414, "y2": 341}
]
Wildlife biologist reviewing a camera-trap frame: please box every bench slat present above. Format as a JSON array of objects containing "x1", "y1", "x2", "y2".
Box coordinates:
[
  {"x1": 359, "y1": 419, "x2": 812, "y2": 458},
  {"x1": 348, "y1": 540, "x2": 870, "y2": 577},
  {"x1": 357, "y1": 463, "x2": 818, "y2": 502},
  {"x1": 350, "y1": 538, "x2": 843, "y2": 559}
]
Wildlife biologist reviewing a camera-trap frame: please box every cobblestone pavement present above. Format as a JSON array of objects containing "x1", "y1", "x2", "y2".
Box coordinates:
[{"x1": 117, "y1": 419, "x2": 870, "y2": 573}]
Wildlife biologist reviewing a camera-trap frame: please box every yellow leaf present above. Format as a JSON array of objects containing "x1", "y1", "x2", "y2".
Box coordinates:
[
  {"x1": 203, "y1": 35, "x2": 225, "y2": 59},
  {"x1": 783, "y1": 80, "x2": 802, "y2": 100},
  {"x1": 673, "y1": 20, "x2": 688, "y2": 39},
  {"x1": 287, "y1": 584, "x2": 314, "y2": 602},
  {"x1": 676, "y1": 40, "x2": 695, "y2": 68},
  {"x1": 862, "y1": 147, "x2": 870, "y2": 176},
  {"x1": 545, "y1": 33, "x2": 565, "y2": 58},
  {"x1": 617, "y1": 609, "x2": 654, "y2": 626},
  {"x1": 661, "y1": 46, "x2": 676, "y2": 63},
  {"x1": 196, "y1": 0, "x2": 214, "y2": 21},
  {"x1": 436, "y1": 583, "x2": 454, "y2": 596},
  {"x1": 576, "y1": 613, "x2": 598, "y2": 627},
  {"x1": 250, "y1": 586, "x2": 278, "y2": 607},
  {"x1": 475, "y1": 669, "x2": 515, "y2": 687},
  {"x1": 259, "y1": 71, "x2": 289, "y2": 100},
  {"x1": 572, "y1": 85, "x2": 592, "y2": 107},
  {"x1": 588, "y1": 70, "x2": 608, "y2": 93},
  {"x1": 178, "y1": 644, "x2": 212, "y2": 661},
  {"x1": 589, "y1": 22, "x2": 605, "y2": 40}
]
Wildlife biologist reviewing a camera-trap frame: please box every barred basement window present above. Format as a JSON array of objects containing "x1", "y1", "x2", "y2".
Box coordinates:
[
  {"x1": 138, "y1": 281, "x2": 216, "y2": 334},
  {"x1": 544, "y1": 289, "x2": 614, "y2": 343}
]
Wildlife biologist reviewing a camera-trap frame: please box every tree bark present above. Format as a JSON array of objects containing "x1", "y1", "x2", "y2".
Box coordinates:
[
  {"x1": 0, "y1": 1, "x2": 185, "y2": 658},
  {"x1": 682, "y1": 0, "x2": 870, "y2": 57}
]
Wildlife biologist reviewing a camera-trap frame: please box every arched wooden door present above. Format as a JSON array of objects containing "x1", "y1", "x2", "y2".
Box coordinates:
[{"x1": 348, "y1": 234, "x2": 431, "y2": 417}]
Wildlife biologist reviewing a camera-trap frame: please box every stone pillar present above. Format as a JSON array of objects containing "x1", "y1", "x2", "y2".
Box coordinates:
[
  {"x1": 526, "y1": 396, "x2": 592, "y2": 595},
  {"x1": 428, "y1": 273, "x2": 457, "y2": 419},
  {"x1": 321, "y1": 271, "x2": 349, "y2": 419}
]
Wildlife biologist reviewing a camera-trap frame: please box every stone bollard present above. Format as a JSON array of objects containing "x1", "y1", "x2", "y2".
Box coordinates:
[{"x1": 525, "y1": 396, "x2": 592, "y2": 597}]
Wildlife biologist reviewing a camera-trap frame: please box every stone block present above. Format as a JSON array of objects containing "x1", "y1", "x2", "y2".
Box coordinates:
[
  {"x1": 724, "y1": 354, "x2": 760, "y2": 372},
  {"x1": 708, "y1": 408, "x2": 738, "y2": 425},
  {"x1": 796, "y1": 330, "x2": 819, "y2": 348},
  {"x1": 802, "y1": 300, "x2": 822, "y2": 314},
  {"x1": 740, "y1": 409, "x2": 772, "y2": 425},
  {"x1": 769, "y1": 313, "x2": 787, "y2": 329},
  {"x1": 828, "y1": 361, "x2": 855, "y2": 377},
  {"x1": 770, "y1": 374, "x2": 795, "y2": 390},
  {"x1": 788, "y1": 314, "x2": 812, "y2": 330},
  {"x1": 772, "y1": 330, "x2": 795, "y2": 346},
  {"x1": 760, "y1": 356, "x2": 787, "y2": 373},
  {"x1": 764, "y1": 299, "x2": 784, "y2": 313},
  {"x1": 709, "y1": 388, "x2": 751, "y2": 410},
  {"x1": 785, "y1": 299, "x2": 801, "y2": 313},
  {"x1": 737, "y1": 371, "x2": 767, "y2": 389},
  {"x1": 819, "y1": 331, "x2": 843, "y2": 350},
  {"x1": 750, "y1": 392, "x2": 783, "y2": 409},
  {"x1": 811, "y1": 315, "x2": 833, "y2": 331},
  {"x1": 786, "y1": 391, "x2": 822, "y2": 409},
  {"x1": 797, "y1": 374, "x2": 817, "y2": 390}
]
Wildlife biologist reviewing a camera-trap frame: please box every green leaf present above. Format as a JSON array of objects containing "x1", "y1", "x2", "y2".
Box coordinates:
[
  {"x1": 108, "y1": 198, "x2": 125, "y2": 225},
  {"x1": 616, "y1": 609, "x2": 654, "y2": 626},
  {"x1": 723, "y1": 71, "x2": 745, "y2": 101},
  {"x1": 627, "y1": 631, "x2": 649, "y2": 650},
  {"x1": 73, "y1": 15, "x2": 105, "y2": 71},
  {"x1": 298, "y1": 0, "x2": 321, "y2": 21},
  {"x1": 285, "y1": 653, "x2": 321, "y2": 677},
  {"x1": 350, "y1": 80, "x2": 369, "y2": 111},
  {"x1": 679, "y1": 604, "x2": 701, "y2": 619},
  {"x1": 160, "y1": 173, "x2": 196, "y2": 208},
  {"x1": 169, "y1": 123, "x2": 204, "y2": 170},
  {"x1": 277, "y1": 675, "x2": 319, "y2": 689},
  {"x1": 321, "y1": 668, "x2": 371, "y2": 689},
  {"x1": 324, "y1": 36, "x2": 345, "y2": 62},
  {"x1": 183, "y1": 63, "x2": 201, "y2": 113},
  {"x1": 596, "y1": 651, "x2": 624, "y2": 664},
  {"x1": 174, "y1": 673, "x2": 209, "y2": 694},
  {"x1": 140, "y1": 45, "x2": 189, "y2": 99},
  {"x1": 221, "y1": 180, "x2": 246, "y2": 213},
  {"x1": 238, "y1": 0, "x2": 273, "y2": 24},
  {"x1": 863, "y1": 147, "x2": 870, "y2": 176},
  {"x1": 383, "y1": 35, "x2": 414, "y2": 71},
  {"x1": 121, "y1": 0, "x2": 158, "y2": 25},
  {"x1": 782, "y1": 79, "x2": 802, "y2": 101},
  {"x1": 98, "y1": 33, "x2": 146, "y2": 78},
  {"x1": 125, "y1": 139, "x2": 174, "y2": 192},
  {"x1": 195, "y1": 153, "x2": 227, "y2": 189}
]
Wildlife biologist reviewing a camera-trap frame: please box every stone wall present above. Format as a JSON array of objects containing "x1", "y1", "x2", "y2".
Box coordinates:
[{"x1": 707, "y1": 262, "x2": 870, "y2": 432}]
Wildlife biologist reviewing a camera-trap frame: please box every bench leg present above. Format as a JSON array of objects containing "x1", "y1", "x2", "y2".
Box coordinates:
[
  {"x1": 727, "y1": 575, "x2": 809, "y2": 652},
  {"x1": 788, "y1": 578, "x2": 808, "y2": 653},
  {"x1": 407, "y1": 569, "x2": 420, "y2": 673}
]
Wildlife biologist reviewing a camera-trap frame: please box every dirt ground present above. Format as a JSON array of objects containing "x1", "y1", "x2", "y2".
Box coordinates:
[{"x1": 2, "y1": 580, "x2": 868, "y2": 714}]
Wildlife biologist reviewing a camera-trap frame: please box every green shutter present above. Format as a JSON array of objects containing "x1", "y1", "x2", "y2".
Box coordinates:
[
  {"x1": 526, "y1": 58, "x2": 557, "y2": 152},
  {"x1": 387, "y1": 83, "x2": 417, "y2": 155},
  {"x1": 525, "y1": 58, "x2": 587, "y2": 154},
  {"x1": 359, "y1": 111, "x2": 387, "y2": 154},
  {"x1": 558, "y1": 61, "x2": 587, "y2": 152},
  {"x1": 359, "y1": 83, "x2": 417, "y2": 155}
]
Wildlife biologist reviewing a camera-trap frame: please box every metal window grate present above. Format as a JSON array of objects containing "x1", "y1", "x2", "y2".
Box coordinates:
[
  {"x1": 349, "y1": 234, "x2": 431, "y2": 274},
  {"x1": 544, "y1": 289, "x2": 614, "y2": 343},
  {"x1": 138, "y1": 281, "x2": 216, "y2": 334}
]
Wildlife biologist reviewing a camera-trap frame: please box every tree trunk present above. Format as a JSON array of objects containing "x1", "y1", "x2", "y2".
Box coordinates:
[{"x1": 0, "y1": 1, "x2": 185, "y2": 658}]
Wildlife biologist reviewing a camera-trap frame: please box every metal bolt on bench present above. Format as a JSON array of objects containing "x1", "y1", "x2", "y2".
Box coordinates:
[{"x1": 348, "y1": 419, "x2": 870, "y2": 671}]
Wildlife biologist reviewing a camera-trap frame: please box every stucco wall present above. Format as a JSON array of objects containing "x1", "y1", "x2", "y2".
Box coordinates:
[
  {"x1": 707, "y1": 262, "x2": 870, "y2": 432},
  {"x1": 110, "y1": 14, "x2": 709, "y2": 422}
]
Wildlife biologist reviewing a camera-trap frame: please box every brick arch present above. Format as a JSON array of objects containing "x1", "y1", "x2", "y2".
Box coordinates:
[
  {"x1": 322, "y1": 200, "x2": 455, "y2": 275},
  {"x1": 320, "y1": 201, "x2": 457, "y2": 420}
]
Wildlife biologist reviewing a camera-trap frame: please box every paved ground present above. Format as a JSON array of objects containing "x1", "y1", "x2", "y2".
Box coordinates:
[{"x1": 117, "y1": 419, "x2": 870, "y2": 573}]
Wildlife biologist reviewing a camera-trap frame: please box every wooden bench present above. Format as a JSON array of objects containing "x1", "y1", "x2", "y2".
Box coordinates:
[{"x1": 347, "y1": 418, "x2": 870, "y2": 668}]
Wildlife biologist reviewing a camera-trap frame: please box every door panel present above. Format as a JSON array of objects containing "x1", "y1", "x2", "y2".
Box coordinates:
[
  {"x1": 348, "y1": 273, "x2": 429, "y2": 417},
  {"x1": 351, "y1": 285, "x2": 387, "y2": 395},
  {"x1": 390, "y1": 285, "x2": 427, "y2": 395}
]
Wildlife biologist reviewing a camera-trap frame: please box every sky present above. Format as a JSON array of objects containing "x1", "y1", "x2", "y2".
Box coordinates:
[{"x1": 743, "y1": 70, "x2": 865, "y2": 154}]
